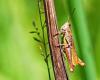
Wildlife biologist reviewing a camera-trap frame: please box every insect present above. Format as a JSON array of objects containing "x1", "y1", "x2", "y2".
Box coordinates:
[
  {"x1": 60, "y1": 19, "x2": 85, "y2": 71},
  {"x1": 54, "y1": 18, "x2": 85, "y2": 72}
]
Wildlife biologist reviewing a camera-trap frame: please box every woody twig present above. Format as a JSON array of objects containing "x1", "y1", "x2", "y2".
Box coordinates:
[{"x1": 43, "y1": 0, "x2": 68, "y2": 80}]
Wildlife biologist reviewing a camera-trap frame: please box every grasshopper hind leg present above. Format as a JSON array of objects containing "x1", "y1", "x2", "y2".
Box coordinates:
[
  {"x1": 78, "y1": 58, "x2": 85, "y2": 66},
  {"x1": 64, "y1": 47, "x2": 75, "y2": 72},
  {"x1": 69, "y1": 63, "x2": 74, "y2": 72}
]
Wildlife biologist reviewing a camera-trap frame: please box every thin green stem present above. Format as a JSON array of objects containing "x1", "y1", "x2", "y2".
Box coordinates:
[{"x1": 38, "y1": 0, "x2": 51, "y2": 80}]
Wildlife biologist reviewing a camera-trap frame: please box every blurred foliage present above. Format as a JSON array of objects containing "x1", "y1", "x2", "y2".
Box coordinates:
[{"x1": 0, "y1": 0, "x2": 99, "y2": 80}]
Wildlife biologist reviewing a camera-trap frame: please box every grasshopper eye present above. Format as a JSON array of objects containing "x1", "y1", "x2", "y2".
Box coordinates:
[{"x1": 69, "y1": 24, "x2": 71, "y2": 27}]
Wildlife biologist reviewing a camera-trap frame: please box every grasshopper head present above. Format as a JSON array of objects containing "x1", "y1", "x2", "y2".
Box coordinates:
[{"x1": 60, "y1": 21, "x2": 71, "y2": 34}]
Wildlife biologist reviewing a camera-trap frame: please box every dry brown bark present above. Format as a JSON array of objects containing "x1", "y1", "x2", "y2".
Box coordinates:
[{"x1": 43, "y1": 0, "x2": 68, "y2": 80}]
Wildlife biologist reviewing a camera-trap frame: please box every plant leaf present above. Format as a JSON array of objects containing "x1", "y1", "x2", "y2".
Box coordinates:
[
  {"x1": 33, "y1": 37, "x2": 42, "y2": 43},
  {"x1": 32, "y1": 21, "x2": 36, "y2": 27},
  {"x1": 30, "y1": 31, "x2": 40, "y2": 35},
  {"x1": 30, "y1": 31, "x2": 37, "y2": 33}
]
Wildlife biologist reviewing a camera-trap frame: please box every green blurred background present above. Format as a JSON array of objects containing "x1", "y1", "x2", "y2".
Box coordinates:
[{"x1": 0, "y1": 0, "x2": 99, "y2": 80}]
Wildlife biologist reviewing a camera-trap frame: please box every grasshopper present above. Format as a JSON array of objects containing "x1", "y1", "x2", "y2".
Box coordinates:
[{"x1": 55, "y1": 18, "x2": 85, "y2": 72}]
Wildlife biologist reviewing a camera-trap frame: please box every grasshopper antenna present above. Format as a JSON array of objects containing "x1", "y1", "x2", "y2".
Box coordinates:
[
  {"x1": 71, "y1": 8, "x2": 76, "y2": 17},
  {"x1": 67, "y1": 8, "x2": 76, "y2": 22}
]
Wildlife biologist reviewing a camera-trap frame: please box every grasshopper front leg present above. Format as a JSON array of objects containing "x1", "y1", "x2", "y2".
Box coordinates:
[{"x1": 53, "y1": 31, "x2": 62, "y2": 37}]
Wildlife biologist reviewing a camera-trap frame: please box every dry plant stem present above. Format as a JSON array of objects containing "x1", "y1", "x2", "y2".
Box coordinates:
[{"x1": 43, "y1": 0, "x2": 68, "y2": 80}]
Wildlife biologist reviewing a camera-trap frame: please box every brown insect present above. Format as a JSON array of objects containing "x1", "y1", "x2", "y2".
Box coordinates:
[
  {"x1": 60, "y1": 19, "x2": 85, "y2": 71},
  {"x1": 54, "y1": 18, "x2": 85, "y2": 72}
]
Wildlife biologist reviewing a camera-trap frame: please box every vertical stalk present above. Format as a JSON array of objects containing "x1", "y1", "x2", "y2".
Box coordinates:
[
  {"x1": 67, "y1": 0, "x2": 96, "y2": 80},
  {"x1": 43, "y1": 0, "x2": 68, "y2": 80},
  {"x1": 38, "y1": 0, "x2": 51, "y2": 80}
]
